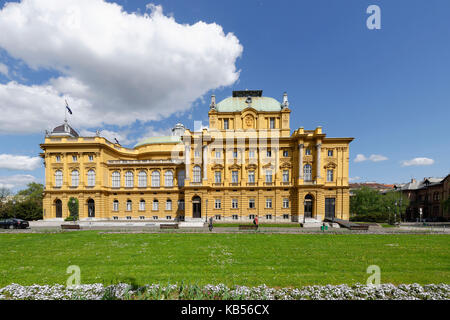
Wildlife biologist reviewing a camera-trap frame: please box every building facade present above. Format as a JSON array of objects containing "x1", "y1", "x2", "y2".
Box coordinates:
[
  {"x1": 397, "y1": 175, "x2": 450, "y2": 222},
  {"x1": 40, "y1": 90, "x2": 353, "y2": 222}
]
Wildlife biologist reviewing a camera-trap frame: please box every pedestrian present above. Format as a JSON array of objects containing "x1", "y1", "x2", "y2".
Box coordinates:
[
  {"x1": 253, "y1": 216, "x2": 259, "y2": 229},
  {"x1": 208, "y1": 217, "x2": 213, "y2": 232}
]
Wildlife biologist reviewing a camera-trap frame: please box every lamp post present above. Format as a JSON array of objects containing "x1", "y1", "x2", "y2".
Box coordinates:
[
  {"x1": 205, "y1": 199, "x2": 208, "y2": 224},
  {"x1": 12, "y1": 200, "x2": 16, "y2": 219},
  {"x1": 72, "y1": 198, "x2": 76, "y2": 225},
  {"x1": 387, "y1": 206, "x2": 391, "y2": 225},
  {"x1": 303, "y1": 200, "x2": 307, "y2": 225}
]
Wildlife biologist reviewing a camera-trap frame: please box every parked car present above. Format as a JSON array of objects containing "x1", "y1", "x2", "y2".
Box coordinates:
[{"x1": 0, "y1": 218, "x2": 29, "y2": 229}]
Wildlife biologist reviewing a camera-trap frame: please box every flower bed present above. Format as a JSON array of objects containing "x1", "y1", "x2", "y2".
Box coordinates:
[{"x1": 0, "y1": 283, "x2": 448, "y2": 300}]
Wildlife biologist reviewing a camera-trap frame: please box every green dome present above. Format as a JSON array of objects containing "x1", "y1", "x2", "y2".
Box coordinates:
[
  {"x1": 134, "y1": 135, "x2": 182, "y2": 148},
  {"x1": 216, "y1": 96, "x2": 282, "y2": 112}
]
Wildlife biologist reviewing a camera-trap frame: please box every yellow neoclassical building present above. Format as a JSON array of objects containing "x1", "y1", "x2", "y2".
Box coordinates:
[{"x1": 40, "y1": 90, "x2": 353, "y2": 223}]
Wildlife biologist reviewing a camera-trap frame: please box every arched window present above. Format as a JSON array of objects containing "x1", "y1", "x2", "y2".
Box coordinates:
[
  {"x1": 178, "y1": 170, "x2": 185, "y2": 187},
  {"x1": 138, "y1": 171, "x2": 147, "y2": 187},
  {"x1": 87, "y1": 170, "x2": 95, "y2": 187},
  {"x1": 304, "y1": 164, "x2": 312, "y2": 181},
  {"x1": 125, "y1": 171, "x2": 134, "y2": 188},
  {"x1": 139, "y1": 200, "x2": 145, "y2": 211},
  {"x1": 193, "y1": 166, "x2": 201, "y2": 183},
  {"x1": 165, "y1": 171, "x2": 173, "y2": 187},
  {"x1": 113, "y1": 200, "x2": 119, "y2": 211},
  {"x1": 151, "y1": 171, "x2": 160, "y2": 187},
  {"x1": 166, "y1": 199, "x2": 172, "y2": 211},
  {"x1": 126, "y1": 200, "x2": 132, "y2": 211},
  {"x1": 152, "y1": 199, "x2": 159, "y2": 211},
  {"x1": 112, "y1": 171, "x2": 120, "y2": 188},
  {"x1": 55, "y1": 170, "x2": 63, "y2": 187},
  {"x1": 71, "y1": 170, "x2": 79, "y2": 187}
]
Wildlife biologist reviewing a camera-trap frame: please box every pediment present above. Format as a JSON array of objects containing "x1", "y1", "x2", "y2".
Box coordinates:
[
  {"x1": 324, "y1": 161, "x2": 337, "y2": 169},
  {"x1": 280, "y1": 161, "x2": 292, "y2": 169}
]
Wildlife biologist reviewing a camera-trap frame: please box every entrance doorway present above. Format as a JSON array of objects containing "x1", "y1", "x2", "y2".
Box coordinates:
[
  {"x1": 192, "y1": 196, "x2": 201, "y2": 218},
  {"x1": 304, "y1": 194, "x2": 313, "y2": 218},
  {"x1": 325, "y1": 198, "x2": 336, "y2": 219},
  {"x1": 88, "y1": 199, "x2": 95, "y2": 218},
  {"x1": 55, "y1": 199, "x2": 62, "y2": 218}
]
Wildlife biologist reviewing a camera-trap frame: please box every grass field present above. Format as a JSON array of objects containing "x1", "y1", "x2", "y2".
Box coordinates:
[{"x1": 0, "y1": 232, "x2": 449, "y2": 287}]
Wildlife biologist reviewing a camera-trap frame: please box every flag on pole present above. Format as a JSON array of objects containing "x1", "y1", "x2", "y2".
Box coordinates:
[{"x1": 65, "y1": 100, "x2": 73, "y2": 115}]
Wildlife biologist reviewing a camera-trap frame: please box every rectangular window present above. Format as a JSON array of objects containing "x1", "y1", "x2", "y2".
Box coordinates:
[
  {"x1": 224, "y1": 119, "x2": 229, "y2": 130},
  {"x1": 265, "y1": 170, "x2": 273, "y2": 183},
  {"x1": 215, "y1": 215, "x2": 221, "y2": 220},
  {"x1": 266, "y1": 198, "x2": 272, "y2": 209},
  {"x1": 249, "y1": 150, "x2": 255, "y2": 158},
  {"x1": 248, "y1": 170, "x2": 255, "y2": 183},
  {"x1": 249, "y1": 214, "x2": 255, "y2": 220},
  {"x1": 328, "y1": 150, "x2": 333, "y2": 157},
  {"x1": 72, "y1": 155, "x2": 77, "y2": 162},
  {"x1": 283, "y1": 170, "x2": 289, "y2": 183},
  {"x1": 232, "y1": 215, "x2": 238, "y2": 220},
  {"x1": 249, "y1": 198, "x2": 255, "y2": 209},
  {"x1": 215, "y1": 150, "x2": 221, "y2": 159},
  {"x1": 266, "y1": 214, "x2": 272, "y2": 220},
  {"x1": 267, "y1": 149, "x2": 272, "y2": 157},
  {"x1": 283, "y1": 198, "x2": 289, "y2": 208},
  {"x1": 88, "y1": 155, "x2": 94, "y2": 162},
  {"x1": 126, "y1": 216, "x2": 131, "y2": 220},
  {"x1": 215, "y1": 199, "x2": 221, "y2": 209},
  {"x1": 194, "y1": 150, "x2": 200, "y2": 158},
  {"x1": 232, "y1": 199, "x2": 238, "y2": 209},
  {"x1": 113, "y1": 216, "x2": 118, "y2": 220},
  {"x1": 56, "y1": 155, "x2": 61, "y2": 162},
  {"x1": 232, "y1": 171, "x2": 239, "y2": 183},
  {"x1": 113, "y1": 201, "x2": 119, "y2": 211},
  {"x1": 139, "y1": 201, "x2": 145, "y2": 211},
  {"x1": 305, "y1": 148, "x2": 311, "y2": 155},
  {"x1": 327, "y1": 169, "x2": 334, "y2": 182},
  {"x1": 269, "y1": 117, "x2": 275, "y2": 129},
  {"x1": 140, "y1": 216, "x2": 145, "y2": 220},
  {"x1": 166, "y1": 200, "x2": 172, "y2": 211},
  {"x1": 215, "y1": 171, "x2": 221, "y2": 183},
  {"x1": 283, "y1": 214, "x2": 289, "y2": 219},
  {"x1": 152, "y1": 201, "x2": 159, "y2": 211},
  {"x1": 166, "y1": 216, "x2": 172, "y2": 220},
  {"x1": 283, "y1": 150, "x2": 289, "y2": 157},
  {"x1": 233, "y1": 150, "x2": 238, "y2": 158},
  {"x1": 153, "y1": 216, "x2": 158, "y2": 220}
]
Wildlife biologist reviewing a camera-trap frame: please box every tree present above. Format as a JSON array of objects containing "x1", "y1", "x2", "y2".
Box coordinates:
[
  {"x1": 5, "y1": 183, "x2": 44, "y2": 221},
  {"x1": 0, "y1": 187, "x2": 12, "y2": 219},
  {"x1": 67, "y1": 197, "x2": 79, "y2": 221},
  {"x1": 350, "y1": 186, "x2": 409, "y2": 223}
]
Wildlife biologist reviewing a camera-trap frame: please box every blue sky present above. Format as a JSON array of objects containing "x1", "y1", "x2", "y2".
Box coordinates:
[{"x1": 0, "y1": 0, "x2": 449, "y2": 191}]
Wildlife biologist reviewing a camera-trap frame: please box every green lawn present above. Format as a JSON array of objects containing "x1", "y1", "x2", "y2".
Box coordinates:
[
  {"x1": 214, "y1": 223, "x2": 301, "y2": 228},
  {"x1": 0, "y1": 232, "x2": 449, "y2": 287}
]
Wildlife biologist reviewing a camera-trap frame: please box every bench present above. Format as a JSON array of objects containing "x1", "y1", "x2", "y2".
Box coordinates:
[
  {"x1": 160, "y1": 224, "x2": 179, "y2": 230},
  {"x1": 349, "y1": 224, "x2": 369, "y2": 231},
  {"x1": 61, "y1": 224, "x2": 80, "y2": 230},
  {"x1": 239, "y1": 225, "x2": 258, "y2": 231}
]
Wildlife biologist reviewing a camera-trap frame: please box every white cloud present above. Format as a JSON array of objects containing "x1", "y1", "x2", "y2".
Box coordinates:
[
  {"x1": 354, "y1": 154, "x2": 388, "y2": 163},
  {"x1": 349, "y1": 176, "x2": 361, "y2": 182},
  {"x1": 0, "y1": 154, "x2": 41, "y2": 171},
  {"x1": 401, "y1": 157, "x2": 435, "y2": 167},
  {"x1": 0, "y1": 0, "x2": 243, "y2": 133},
  {"x1": 0, "y1": 62, "x2": 8, "y2": 76},
  {"x1": 0, "y1": 174, "x2": 37, "y2": 189}
]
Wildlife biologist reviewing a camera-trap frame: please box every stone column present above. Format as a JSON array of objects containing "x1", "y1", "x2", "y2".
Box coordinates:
[
  {"x1": 298, "y1": 144, "x2": 304, "y2": 179},
  {"x1": 316, "y1": 143, "x2": 322, "y2": 178},
  {"x1": 185, "y1": 144, "x2": 190, "y2": 181},
  {"x1": 203, "y1": 145, "x2": 208, "y2": 181}
]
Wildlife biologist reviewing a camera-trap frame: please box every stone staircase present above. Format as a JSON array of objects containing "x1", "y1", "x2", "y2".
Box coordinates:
[{"x1": 301, "y1": 218, "x2": 323, "y2": 228}]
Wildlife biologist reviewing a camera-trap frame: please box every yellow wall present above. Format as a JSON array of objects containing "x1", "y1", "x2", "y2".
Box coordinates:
[{"x1": 41, "y1": 101, "x2": 353, "y2": 222}]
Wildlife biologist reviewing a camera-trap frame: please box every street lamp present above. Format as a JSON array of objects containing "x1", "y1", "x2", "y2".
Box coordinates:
[
  {"x1": 205, "y1": 199, "x2": 208, "y2": 223},
  {"x1": 303, "y1": 200, "x2": 307, "y2": 225},
  {"x1": 12, "y1": 200, "x2": 16, "y2": 219}
]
